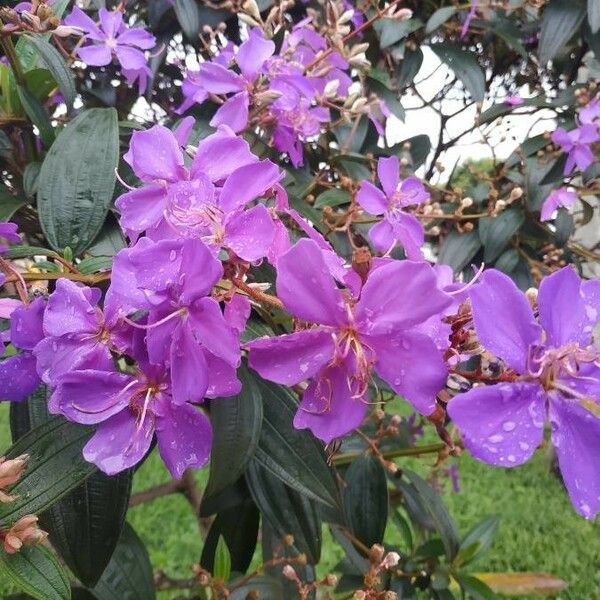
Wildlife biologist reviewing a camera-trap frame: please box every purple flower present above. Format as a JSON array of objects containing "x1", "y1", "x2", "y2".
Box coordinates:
[
  {"x1": 65, "y1": 7, "x2": 155, "y2": 90},
  {"x1": 357, "y1": 156, "x2": 430, "y2": 259},
  {"x1": 448, "y1": 267, "x2": 600, "y2": 518},
  {"x1": 106, "y1": 237, "x2": 242, "y2": 401},
  {"x1": 33, "y1": 279, "x2": 118, "y2": 386},
  {"x1": 551, "y1": 125, "x2": 600, "y2": 175},
  {"x1": 460, "y1": 0, "x2": 479, "y2": 39},
  {"x1": 49, "y1": 356, "x2": 212, "y2": 478},
  {"x1": 115, "y1": 123, "x2": 280, "y2": 262},
  {"x1": 579, "y1": 98, "x2": 600, "y2": 127},
  {"x1": 504, "y1": 95, "x2": 524, "y2": 107},
  {"x1": 247, "y1": 239, "x2": 451, "y2": 442},
  {"x1": 0, "y1": 222, "x2": 21, "y2": 253},
  {"x1": 0, "y1": 298, "x2": 45, "y2": 402},
  {"x1": 540, "y1": 187, "x2": 577, "y2": 222}
]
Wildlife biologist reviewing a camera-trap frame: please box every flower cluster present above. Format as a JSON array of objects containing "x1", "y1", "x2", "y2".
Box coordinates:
[{"x1": 177, "y1": 21, "x2": 387, "y2": 166}]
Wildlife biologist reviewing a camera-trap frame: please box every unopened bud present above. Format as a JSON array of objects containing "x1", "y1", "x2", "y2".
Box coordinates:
[
  {"x1": 526, "y1": 287, "x2": 538, "y2": 307},
  {"x1": 392, "y1": 7, "x2": 413, "y2": 21},
  {"x1": 325, "y1": 574, "x2": 338, "y2": 586},
  {"x1": 1, "y1": 515, "x2": 47, "y2": 554},
  {"x1": 338, "y1": 9, "x2": 355, "y2": 25},
  {"x1": 283, "y1": 534, "x2": 295, "y2": 546},
  {"x1": 508, "y1": 186, "x2": 523, "y2": 202},
  {"x1": 53, "y1": 25, "x2": 84, "y2": 37},
  {"x1": 369, "y1": 543, "x2": 385, "y2": 563},
  {"x1": 0, "y1": 455, "x2": 28, "y2": 493},
  {"x1": 461, "y1": 197, "x2": 473, "y2": 208},
  {"x1": 381, "y1": 551, "x2": 400, "y2": 569},
  {"x1": 354, "y1": 591, "x2": 367, "y2": 600},
  {"x1": 242, "y1": 0, "x2": 262, "y2": 22},
  {"x1": 495, "y1": 199, "x2": 507, "y2": 211},
  {"x1": 282, "y1": 564, "x2": 297, "y2": 580}
]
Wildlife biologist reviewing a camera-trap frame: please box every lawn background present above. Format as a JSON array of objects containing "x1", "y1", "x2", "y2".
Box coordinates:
[{"x1": 0, "y1": 401, "x2": 598, "y2": 598}]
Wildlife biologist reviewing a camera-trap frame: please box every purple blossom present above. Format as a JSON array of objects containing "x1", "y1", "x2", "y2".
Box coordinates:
[
  {"x1": 0, "y1": 222, "x2": 21, "y2": 253},
  {"x1": 65, "y1": 7, "x2": 155, "y2": 92},
  {"x1": 579, "y1": 98, "x2": 600, "y2": 127},
  {"x1": 504, "y1": 95, "x2": 524, "y2": 107},
  {"x1": 357, "y1": 156, "x2": 430, "y2": 259},
  {"x1": 541, "y1": 187, "x2": 577, "y2": 222},
  {"x1": 106, "y1": 237, "x2": 242, "y2": 401},
  {"x1": 247, "y1": 238, "x2": 451, "y2": 442},
  {"x1": 448, "y1": 267, "x2": 600, "y2": 518},
  {"x1": 460, "y1": 1, "x2": 479, "y2": 39},
  {"x1": 0, "y1": 298, "x2": 45, "y2": 402},
  {"x1": 49, "y1": 352, "x2": 212, "y2": 478},
  {"x1": 551, "y1": 124, "x2": 600, "y2": 175},
  {"x1": 115, "y1": 123, "x2": 280, "y2": 262}
]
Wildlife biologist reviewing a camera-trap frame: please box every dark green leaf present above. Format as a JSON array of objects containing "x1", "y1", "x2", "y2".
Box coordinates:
[
  {"x1": 250, "y1": 372, "x2": 340, "y2": 508},
  {"x1": 314, "y1": 188, "x2": 351, "y2": 208},
  {"x1": 455, "y1": 574, "x2": 498, "y2": 600},
  {"x1": 397, "y1": 48, "x2": 423, "y2": 88},
  {"x1": 5, "y1": 246, "x2": 59, "y2": 259},
  {"x1": 204, "y1": 365, "x2": 263, "y2": 505},
  {"x1": 553, "y1": 209, "x2": 574, "y2": 246},
  {"x1": 86, "y1": 215, "x2": 126, "y2": 257},
  {"x1": 23, "y1": 162, "x2": 41, "y2": 198},
  {"x1": 37, "y1": 108, "x2": 119, "y2": 255},
  {"x1": 375, "y1": 18, "x2": 422, "y2": 48},
  {"x1": 10, "y1": 389, "x2": 132, "y2": 586},
  {"x1": 174, "y1": 0, "x2": 201, "y2": 40},
  {"x1": 478, "y1": 208, "x2": 524, "y2": 262},
  {"x1": 17, "y1": 86, "x2": 54, "y2": 147},
  {"x1": 539, "y1": 155, "x2": 568, "y2": 184},
  {"x1": 430, "y1": 43, "x2": 486, "y2": 102},
  {"x1": 539, "y1": 0, "x2": 586, "y2": 64},
  {"x1": 0, "y1": 417, "x2": 96, "y2": 526},
  {"x1": 229, "y1": 576, "x2": 284, "y2": 600},
  {"x1": 0, "y1": 545, "x2": 70, "y2": 600},
  {"x1": 494, "y1": 248, "x2": 519, "y2": 273},
  {"x1": 200, "y1": 500, "x2": 259, "y2": 576},
  {"x1": 426, "y1": 7, "x2": 458, "y2": 33},
  {"x1": 22, "y1": 35, "x2": 76, "y2": 109},
  {"x1": 77, "y1": 256, "x2": 113, "y2": 274},
  {"x1": 246, "y1": 460, "x2": 322, "y2": 564},
  {"x1": 590, "y1": 0, "x2": 600, "y2": 33},
  {"x1": 90, "y1": 523, "x2": 155, "y2": 600},
  {"x1": 457, "y1": 515, "x2": 499, "y2": 567},
  {"x1": 343, "y1": 455, "x2": 388, "y2": 548},
  {"x1": 438, "y1": 230, "x2": 482, "y2": 271},
  {"x1": 405, "y1": 471, "x2": 460, "y2": 560},
  {"x1": 0, "y1": 187, "x2": 26, "y2": 220}
]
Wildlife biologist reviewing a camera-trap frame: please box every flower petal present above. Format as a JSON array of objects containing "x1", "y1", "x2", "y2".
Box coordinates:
[
  {"x1": 276, "y1": 239, "x2": 347, "y2": 326},
  {"x1": 355, "y1": 260, "x2": 452, "y2": 333},
  {"x1": 357, "y1": 181, "x2": 387, "y2": 216},
  {"x1": 247, "y1": 329, "x2": 335, "y2": 386},
  {"x1": 538, "y1": 265, "x2": 591, "y2": 348},
  {"x1": 224, "y1": 204, "x2": 276, "y2": 262},
  {"x1": 77, "y1": 43, "x2": 112, "y2": 66},
  {"x1": 155, "y1": 398, "x2": 212, "y2": 479},
  {"x1": 179, "y1": 238, "x2": 224, "y2": 304},
  {"x1": 44, "y1": 278, "x2": 100, "y2": 337},
  {"x1": 83, "y1": 409, "x2": 154, "y2": 475},
  {"x1": 549, "y1": 397, "x2": 600, "y2": 519},
  {"x1": 448, "y1": 381, "x2": 546, "y2": 466},
  {"x1": 116, "y1": 27, "x2": 156, "y2": 50},
  {"x1": 205, "y1": 352, "x2": 242, "y2": 398},
  {"x1": 209, "y1": 91, "x2": 249, "y2": 134},
  {"x1": 469, "y1": 269, "x2": 541, "y2": 374},
  {"x1": 377, "y1": 156, "x2": 399, "y2": 198},
  {"x1": 170, "y1": 323, "x2": 209, "y2": 405},
  {"x1": 389, "y1": 212, "x2": 425, "y2": 261},
  {"x1": 368, "y1": 330, "x2": 447, "y2": 415},
  {"x1": 293, "y1": 364, "x2": 368, "y2": 443},
  {"x1": 114, "y1": 45, "x2": 147, "y2": 70},
  {"x1": 50, "y1": 369, "x2": 133, "y2": 425},
  {"x1": 236, "y1": 30, "x2": 274, "y2": 80},
  {"x1": 115, "y1": 184, "x2": 168, "y2": 237},
  {"x1": 219, "y1": 160, "x2": 281, "y2": 213},
  {"x1": 199, "y1": 62, "x2": 245, "y2": 94},
  {"x1": 9, "y1": 297, "x2": 45, "y2": 351},
  {"x1": 0, "y1": 353, "x2": 40, "y2": 402},
  {"x1": 124, "y1": 125, "x2": 185, "y2": 182}
]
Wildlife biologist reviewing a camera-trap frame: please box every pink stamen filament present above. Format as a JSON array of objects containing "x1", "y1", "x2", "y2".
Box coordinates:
[{"x1": 123, "y1": 308, "x2": 186, "y2": 330}]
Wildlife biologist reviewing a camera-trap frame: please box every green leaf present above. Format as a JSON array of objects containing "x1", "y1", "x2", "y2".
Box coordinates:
[
  {"x1": 343, "y1": 455, "x2": 388, "y2": 548},
  {"x1": 397, "y1": 48, "x2": 423, "y2": 88},
  {"x1": 17, "y1": 86, "x2": 54, "y2": 147},
  {"x1": 86, "y1": 215, "x2": 126, "y2": 257},
  {"x1": 478, "y1": 208, "x2": 525, "y2": 262},
  {"x1": 426, "y1": 7, "x2": 458, "y2": 33},
  {"x1": 249, "y1": 372, "x2": 341, "y2": 508},
  {"x1": 23, "y1": 162, "x2": 41, "y2": 198},
  {"x1": 455, "y1": 574, "x2": 498, "y2": 600},
  {"x1": 553, "y1": 209, "x2": 574, "y2": 246},
  {"x1": 246, "y1": 460, "x2": 322, "y2": 564},
  {"x1": 314, "y1": 188, "x2": 351, "y2": 208},
  {"x1": 174, "y1": 0, "x2": 201, "y2": 39},
  {"x1": 590, "y1": 0, "x2": 600, "y2": 33},
  {"x1": 456, "y1": 515, "x2": 499, "y2": 567},
  {"x1": 10, "y1": 390, "x2": 132, "y2": 587},
  {"x1": 90, "y1": 523, "x2": 156, "y2": 600},
  {"x1": 5, "y1": 246, "x2": 59, "y2": 259},
  {"x1": 0, "y1": 187, "x2": 26, "y2": 220},
  {"x1": 0, "y1": 416, "x2": 96, "y2": 526},
  {"x1": 430, "y1": 43, "x2": 486, "y2": 102},
  {"x1": 203, "y1": 365, "x2": 263, "y2": 509},
  {"x1": 438, "y1": 230, "x2": 482, "y2": 272},
  {"x1": 494, "y1": 248, "x2": 519, "y2": 273},
  {"x1": 200, "y1": 499, "x2": 259, "y2": 576},
  {"x1": 213, "y1": 536, "x2": 232, "y2": 582},
  {"x1": 0, "y1": 545, "x2": 71, "y2": 600},
  {"x1": 404, "y1": 471, "x2": 460, "y2": 560},
  {"x1": 77, "y1": 256, "x2": 113, "y2": 274},
  {"x1": 366, "y1": 76, "x2": 405, "y2": 120},
  {"x1": 375, "y1": 18, "x2": 423, "y2": 49},
  {"x1": 37, "y1": 108, "x2": 119, "y2": 255},
  {"x1": 22, "y1": 35, "x2": 76, "y2": 109},
  {"x1": 539, "y1": 0, "x2": 586, "y2": 64}
]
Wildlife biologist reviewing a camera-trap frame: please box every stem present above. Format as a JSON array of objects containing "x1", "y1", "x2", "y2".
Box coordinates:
[
  {"x1": 0, "y1": 34, "x2": 26, "y2": 86},
  {"x1": 332, "y1": 443, "x2": 446, "y2": 466},
  {"x1": 6, "y1": 271, "x2": 111, "y2": 284},
  {"x1": 231, "y1": 277, "x2": 284, "y2": 310}
]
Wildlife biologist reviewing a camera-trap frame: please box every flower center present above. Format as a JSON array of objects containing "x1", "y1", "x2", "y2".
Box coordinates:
[{"x1": 165, "y1": 178, "x2": 221, "y2": 236}]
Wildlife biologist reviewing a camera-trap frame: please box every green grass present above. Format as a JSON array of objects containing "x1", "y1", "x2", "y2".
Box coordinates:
[{"x1": 0, "y1": 401, "x2": 599, "y2": 598}]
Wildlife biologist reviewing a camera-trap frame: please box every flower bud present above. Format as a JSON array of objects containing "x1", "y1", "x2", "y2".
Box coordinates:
[
  {"x1": 282, "y1": 564, "x2": 297, "y2": 580},
  {"x1": 369, "y1": 543, "x2": 385, "y2": 563},
  {"x1": 324, "y1": 574, "x2": 338, "y2": 586},
  {"x1": 242, "y1": 0, "x2": 262, "y2": 22},
  {"x1": 392, "y1": 8, "x2": 413, "y2": 21},
  {"x1": 0, "y1": 455, "x2": 28, "y2": 491},
  {"x1": 1, "y1": 515, "x2": 47, "y2": 554}
]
